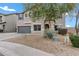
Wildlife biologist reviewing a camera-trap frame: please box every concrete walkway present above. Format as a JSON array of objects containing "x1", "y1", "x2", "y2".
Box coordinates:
[{"x1": 0, "y1": 33, "x2": 53, "y2": 56}]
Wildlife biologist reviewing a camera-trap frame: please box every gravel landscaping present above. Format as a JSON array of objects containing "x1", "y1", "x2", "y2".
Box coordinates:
[{"x1": 4, "y1": 35, "x2": 79, "y2": 56}]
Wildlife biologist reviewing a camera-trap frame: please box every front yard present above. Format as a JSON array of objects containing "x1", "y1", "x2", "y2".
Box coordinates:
[{"x1": 4, "y1": 34, "x2": 79, "y2": 56}]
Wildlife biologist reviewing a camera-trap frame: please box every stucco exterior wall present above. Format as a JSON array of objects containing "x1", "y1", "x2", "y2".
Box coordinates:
[
  {"x1": 31, "y1": 19, "x2": 44, "y2": 35},
  {"x1": 56, "y1": 19, "x2": 65, "y2": 27},
  {"x1": 17, "y1": 17, "x2": 32, "y2": 26},
  {"x1": 4, "y1": 14, "x2": 18, "y2": 32}
]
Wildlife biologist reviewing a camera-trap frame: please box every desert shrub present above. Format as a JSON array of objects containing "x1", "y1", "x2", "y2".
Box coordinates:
[
  {"x1": 70, "y1": 34, "x2": 79, "y2": 48},
  {"x1": 44, "y1": 29, "x2": 53, "y2": 39},
  {"x1": 46, "y1": 31, "x2": 53, "y2": 39}
]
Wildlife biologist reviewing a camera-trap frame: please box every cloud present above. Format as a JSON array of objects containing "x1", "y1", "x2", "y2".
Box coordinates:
[
  {"x1": 0, "y1": 6, "x2": 16, "y2": 12},
  {"x1": 66, "y1": 25, "x2": 71, "y2": 27}
]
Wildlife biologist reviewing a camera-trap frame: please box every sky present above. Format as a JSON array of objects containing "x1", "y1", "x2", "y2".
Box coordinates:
[
  {"x1": 65, "y1": 4, "x2": 79, "y2": 28},
  {"x1": 0, "y1": 3, "x2": 25, "y2": 14},
  {"x1": 65, "y1": 15, "x2": 76, "y2": 27},
  {"x1": 0, "y1": 3, "x2": 78, "y2": 28}
]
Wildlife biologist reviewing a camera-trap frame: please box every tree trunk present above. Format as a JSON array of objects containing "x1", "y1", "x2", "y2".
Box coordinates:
[
  {"x1": 49, "y1": 21, "x2": 51, "y2": 28},
  {"x1": 53, "y1": 20, "x2": 56, "y2": 28},
  {"x1": 44, "y1": 20, "x2": 46, "y2": 30},
  {"x1": 63, "y1": 13, "x2": 66, "y2": 27},
  {"x1": 75, "y1": 15, "x2": 78, "y2": 35}
]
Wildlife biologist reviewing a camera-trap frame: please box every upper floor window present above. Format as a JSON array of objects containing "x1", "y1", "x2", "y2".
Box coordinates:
[
  {"x1": 25, "y1": 13, "x2": 27, "y2": 17},
  {"x1": 25, "y1": 11, "x2": 32, "y2": 17},
  {"x1": 18, "y1": 14, "x2": 24, "y2": 20},
  {"x1": 0, "y1": 16, "x2": 2, "y2": 22}
]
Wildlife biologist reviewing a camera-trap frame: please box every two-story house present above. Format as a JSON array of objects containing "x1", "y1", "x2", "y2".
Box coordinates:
[{"x1": 16, "y1": 12, "x2": 65, "y2": 35}]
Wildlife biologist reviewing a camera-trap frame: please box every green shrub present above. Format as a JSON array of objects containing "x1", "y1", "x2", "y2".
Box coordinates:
[
  {"x1": 70, "y1": 34, "x2": 79, "y2": 48},
  {"x1": 44, "y1": 29, "x2": 53, "y2": 39},
  {"x1": 46, "y1": 31, "x2": 53, "y2": 39}
]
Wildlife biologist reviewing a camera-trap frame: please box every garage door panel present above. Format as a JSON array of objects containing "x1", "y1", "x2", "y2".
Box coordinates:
[{"x1": 18, "y1": 26, "x2": 31, "y2": 33}]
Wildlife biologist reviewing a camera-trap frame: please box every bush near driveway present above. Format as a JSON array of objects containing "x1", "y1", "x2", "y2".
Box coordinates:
[
  {"x1": 44, "y1": 29, "x2": 53, "y2": 39},
  {"x1": 70, "y1": 34, "x2": 79, "y2": 48}
]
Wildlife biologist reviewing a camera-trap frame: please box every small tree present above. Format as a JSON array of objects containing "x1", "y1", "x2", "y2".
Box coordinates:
[
  {"x1": 25, "y1": 3, "x2": 77, "y2": 34},
  {"x1": 26, "y1": 3, "x2": 63, "y2": 28}
]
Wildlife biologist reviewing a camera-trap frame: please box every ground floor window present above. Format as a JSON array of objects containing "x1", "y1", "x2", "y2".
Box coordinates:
[{"x1": 34, "y1": 25, "x2": 41, "y2": 31}]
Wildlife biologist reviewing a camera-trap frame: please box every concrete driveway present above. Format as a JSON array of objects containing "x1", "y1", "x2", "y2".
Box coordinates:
[
  {"x1": 0, "y1": 41, "x2": 53, "y2": 56},
  {"x1": 0, "y1": 33, "x2": 53, "y2": 56},
  {"x1": 0, "y1": 33, "x2": 22, "y2": 40}
]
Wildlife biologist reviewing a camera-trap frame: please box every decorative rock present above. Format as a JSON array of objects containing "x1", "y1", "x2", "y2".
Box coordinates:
[{"x1": 53, "y1": 36, "x2": 59, "y2": 42}]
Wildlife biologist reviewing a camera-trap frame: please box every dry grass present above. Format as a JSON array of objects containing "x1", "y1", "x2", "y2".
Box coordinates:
[{"x1": 4, "y1": 35, "x2": 79, "y2": 56}]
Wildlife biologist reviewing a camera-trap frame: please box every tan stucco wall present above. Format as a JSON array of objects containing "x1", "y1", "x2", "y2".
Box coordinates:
[
  {"x1": 55, "y1": 18, "x2": 65, "y2": 28},
  {"x1": 4, "y1": 14, "x2": 18, "y2": 32},
  {"x1": 31, "y1": 19, "x2": 44, "y2": 35},
  {"x1": 17, "y1": 17, "x2": 32, "y2": 26}
]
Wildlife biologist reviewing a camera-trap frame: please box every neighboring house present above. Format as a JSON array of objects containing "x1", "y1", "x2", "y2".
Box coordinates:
[
  {"x1": 16, "y1": 12, "x2": 65, "y2": 35},
  {"x1": 0, "y1": 14, "x2": 18, "y2": 32}
]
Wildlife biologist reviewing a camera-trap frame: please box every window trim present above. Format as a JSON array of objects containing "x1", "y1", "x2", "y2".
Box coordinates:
[
  {"x1": 0, "y1": 16, "x2": 2, "y2": 22},
  {"x1": 25, "y1": 13, "x2": 27, "y2": 17},
  {"x1": 18, "y1": 14, "x2": 24, "y2": 20}
]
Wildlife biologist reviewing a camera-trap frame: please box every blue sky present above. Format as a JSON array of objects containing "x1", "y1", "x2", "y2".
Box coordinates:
[
  {"x1": 65, "y1": 15, "x2": 76, "y2": 27},
  {"x1": 65, "y1": 4, "x2": 79, "y2": 28},
  {"x1": 0, "y1": 3, "x2": 25, "y2": 14}
]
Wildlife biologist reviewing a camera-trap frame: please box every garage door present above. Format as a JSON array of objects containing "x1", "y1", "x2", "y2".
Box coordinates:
[{"x1": 18, "y1": 26, "x2": 31, "y2": 33}]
